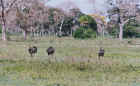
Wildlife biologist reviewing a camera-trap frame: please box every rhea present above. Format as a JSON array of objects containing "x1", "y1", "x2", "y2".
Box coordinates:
[
  {"x1": 28, "y1": 46, "x2": 37, "y2": 57},
  {"x1": 46, "y1": 46, "x2": 55, "y2": 61},
  {"x1": 98, "y1": 47, "x2": 105, "y2": 60},
  {"x1": 46, "y1": 46, "x2": 55, "y2": 56}
]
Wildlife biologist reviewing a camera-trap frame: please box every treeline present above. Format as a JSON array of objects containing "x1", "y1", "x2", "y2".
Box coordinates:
[
  {"x1": 0, "y1": 0, "x2": 140, "y2": 40},
  {"x1": 0, "y1": 0, "x2": 98, "y2": 40}
]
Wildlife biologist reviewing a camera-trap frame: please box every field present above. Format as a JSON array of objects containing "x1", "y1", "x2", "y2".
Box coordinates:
[{"x1": 0, "y1": 36, "x2": 140, "y2": 86}]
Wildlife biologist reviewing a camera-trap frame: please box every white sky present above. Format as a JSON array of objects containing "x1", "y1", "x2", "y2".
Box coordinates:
[{"x1": 46, "y1": 0, "x2": 108, "y2": 14}]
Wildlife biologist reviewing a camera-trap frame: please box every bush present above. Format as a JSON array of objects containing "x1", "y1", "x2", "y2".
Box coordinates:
[
  {"x1": 78, "y1": 15, "x2": 97, "y2": 31},
  {"x1": 109, "y1": 27, "x2": 119, "y2": 37},
  {"x1": 108, "y1": 24, "x2": 140, "y2": 38},
  {"x1": 124, "y1": 25, "x2": 140, "y2": 38},
  {"x1": 73, "y1": 27, "x2": 96, "y2": 39},
  {"x1": 84, "y1": 29, "x2": 96, "y2": 38}
]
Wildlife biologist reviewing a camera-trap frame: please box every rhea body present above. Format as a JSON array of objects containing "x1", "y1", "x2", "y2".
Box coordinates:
[
  {"x1": 46, "y1": 46, "x2": 55, "y2": 62},
  {"x1": 28, "y1": 46, "x2": 37, "y2": 57},
  {"x1": 98, "y1": 47, "x2": 105, "y2": 60},
  {"x1": 46, "y1": 46, "x2": 55, "y2": 56}
]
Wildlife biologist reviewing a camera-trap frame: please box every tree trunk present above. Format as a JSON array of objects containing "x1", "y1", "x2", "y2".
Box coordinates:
[
  {"x1": 1, "y1": 0, "x2": 7, "y2": 41},
  {"x1": 102, "y1": 26, "x2": 105, "y2": 38},
  {"x1": 2, "y1": 24, "x2": 7, "y2": 41},
  {"x1": 59, "y1": 19, "x2": 64, "y2": 37},
  {"x1": 119, "y1": 23, "x2": 124, "y2": 40},
  {"x1": 23, "y1": 30, "x2": 27, "y2": 40},
  {"x1": 71, "y1": 28, "x2": 73, "y2": 37}
]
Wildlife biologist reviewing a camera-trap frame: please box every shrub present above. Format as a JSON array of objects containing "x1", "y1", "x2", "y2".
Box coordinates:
[
  {"x1": 109, "y1": 27, "x2": 119, "y2": 37},
  {"x1": 73, "y1": 27, "x2": 96, "y2": 39},
  {"x1": 78, "y1": 15, "x2": 97, "y2": 31},
  {"x1": 124, "y1": 25, "x2": 140, "y2": 38},
  {"x1": 84, "y1": 28, "x2": 96, "y2": 38},
  {"x1": 108, "y1": 24, "x2": 140, "y2": 38},
  {"x1": 73, "y1": 27, "x2": 85, "y2": 39}
]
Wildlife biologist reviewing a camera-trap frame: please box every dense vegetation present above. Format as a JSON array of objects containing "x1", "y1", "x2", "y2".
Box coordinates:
[
  {"x1": 73, "y1": 27, "x2": 96, "y2": 39},
  {"x1": 0, "y1": 0, "x2": 140, "y2": 40},
  {"x1": 73, "y1": 15, "x2": 97, "y2": 39}
]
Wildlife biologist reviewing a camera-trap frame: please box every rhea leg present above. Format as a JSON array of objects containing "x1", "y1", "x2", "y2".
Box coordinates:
[
  {"x1": 98, "y1": 55, "x2": 101, "y2": 60},
  {"x1": 30, "y1": 53, "x2": 33, "y2": 57},
  {"x1": 52, "y1": 54, "x2": 57, "y2": 62},
  {"x1": 48, "y1": 55, "x2": 51, "y2": 63}
]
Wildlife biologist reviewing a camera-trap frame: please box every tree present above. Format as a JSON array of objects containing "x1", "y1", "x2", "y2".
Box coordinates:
[
  {"x1": 73, "y1": 15, "x2": 97, "y2": 39},
  {"x1": 47, "y1": 7, "x2": 66, "y2": 36},
  {"x1": 78, "y1": 15, "x2": 97, "y2": 31},
  {"x1": 15, "y1": 0, "x2": 49, "y2": 39},
  {"x1": 73, "y1": 27, "x2": 96, "y2": 39},
  {"x1": 89, "y1": 14, "x2": 107, "y2": 37},
  {"x1": 107, "y1": 0, "x2": 140, "y2": 40},
  {"x1": 0, "y1": 0, "x2": 18, "y2": 40},
  {"x1": 87, "y1": 0, "x2": 108, "y2": 37},
  {"x1": 60, "y1": 16, "x2": 74, "y2": 36}
]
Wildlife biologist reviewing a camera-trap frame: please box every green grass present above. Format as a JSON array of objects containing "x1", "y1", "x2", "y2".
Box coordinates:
[{"x1": 0, "y1": 36, "x2": 140, "y2": 86}]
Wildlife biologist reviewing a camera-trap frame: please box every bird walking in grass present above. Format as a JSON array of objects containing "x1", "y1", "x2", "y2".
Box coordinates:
[
  {"x1": 28, "y1": 46, "x2": 37, "y2": 57},
  {"x1": 46, "y1": 46, "x2": 55, "y2": 62},
  {"x1": 98, "y1": 47, "x2": 105, "y2": 60}
]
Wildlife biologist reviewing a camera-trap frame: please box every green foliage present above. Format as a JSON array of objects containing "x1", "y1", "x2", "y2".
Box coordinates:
[
  {"x1": 73, "y1": 27, "x2": 96, "y2": 39},
  {"x1": 48, "y1": 14, "x2": 55, "y2": 25},
  {"x1": 0, "y1": 25, "x2": 2, "y2": 33},
  {"x1": 73, "y1": 27, "x2": 85, "y2": 39},
  {"x1": 22, "y1": 8, "x2": 30, "y2": 13},
  {"x1": 60, "y1": 17, "x2": 74, "y2": 36},
  {"x1": 108, "y1": 26, "x2": 119, "y2": 38},
  {"x1": 84, "y1": 28, "x2": 96, "y2": 38},
  {"x1": 73, "y1": 15, "x2": 97, "y2": 39},
  {"x1": 124, "y1": 25, "x2": 140, "y2": 38},
  {"x1": 108, "y1": 22, "x2": 140, "y2": 38},
  {"x1": 78, "y1": 15, "x2": 97, "y2": 31}
]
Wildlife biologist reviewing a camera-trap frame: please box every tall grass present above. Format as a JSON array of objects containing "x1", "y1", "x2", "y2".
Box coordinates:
[{"x1": 0, "y1": 36, "x2": 140, "y2": 86}]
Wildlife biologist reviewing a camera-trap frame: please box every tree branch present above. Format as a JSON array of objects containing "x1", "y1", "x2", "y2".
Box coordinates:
[
  {"x1": 0, "y1": 0, "x2": 6, "y2": 25},
  {"x1": 123, "y1": 17, "x2": 135, "y2": 25},
  {"x1": 6, "y1": 0, "x2": 18, "y2": 14}
]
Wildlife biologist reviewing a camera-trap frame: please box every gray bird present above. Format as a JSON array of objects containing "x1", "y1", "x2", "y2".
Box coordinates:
[
  {"x1": 46, "y1": 46, "x2": 55, "y2": 56},
  {"x1": 46, "y1": 46, "x2": 55, "y2": 62},
  {"x1": 98, "y1": 47, "x2": 105, "y2": 60},
  {"x1": 28, "y1": 46, "x2": 37, "y2": 57}
]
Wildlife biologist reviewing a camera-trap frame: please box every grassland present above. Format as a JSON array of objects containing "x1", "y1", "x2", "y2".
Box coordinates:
[{"x1": 0, "y1": 36, "x2": 140, "y2": 86}]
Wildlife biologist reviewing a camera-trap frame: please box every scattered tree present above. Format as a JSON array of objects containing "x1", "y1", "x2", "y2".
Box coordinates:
[
  {"x1": 0, "y1": 0, "x2": 18, "y2": 40},
  {"x1": 107, "y1": 0, "x2": 140, "y2": 40}
]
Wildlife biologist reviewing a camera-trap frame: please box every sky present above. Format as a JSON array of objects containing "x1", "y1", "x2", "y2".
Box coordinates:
[{"x1": 45, "y1": 0, "x2": 108, "y2": 14}]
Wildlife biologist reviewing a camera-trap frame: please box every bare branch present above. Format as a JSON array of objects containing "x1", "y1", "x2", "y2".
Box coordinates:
[
  {"x1": 6, "y1": 0, "x2": 18, "y2": 14},
  {"x1": 0, "y1": 0, "x2": 6, "y2": 25},
  {"x1": 123, "y1": 17, "x2": 135, "y2": 25}
]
